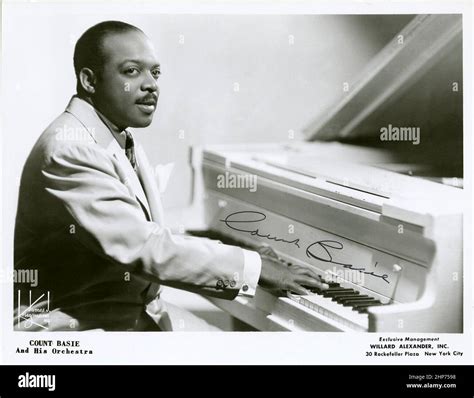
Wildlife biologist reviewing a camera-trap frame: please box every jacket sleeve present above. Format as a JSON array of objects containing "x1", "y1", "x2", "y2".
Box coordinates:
[{"x1": 41, "y1": 143, "x2": 245, "y2": 299}]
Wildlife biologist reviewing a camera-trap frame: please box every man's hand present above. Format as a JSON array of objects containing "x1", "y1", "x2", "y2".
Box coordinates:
[{"x1": 258, "y1": 254, "x2": 329, "y2": 295}]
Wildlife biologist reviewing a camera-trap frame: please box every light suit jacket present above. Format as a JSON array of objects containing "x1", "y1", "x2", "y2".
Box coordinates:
[{"x1": 14, "y1": 96, "x2": 245, "y2": 331}]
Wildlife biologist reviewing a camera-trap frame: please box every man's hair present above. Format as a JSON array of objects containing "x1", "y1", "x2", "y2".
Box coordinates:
[{"x1": 73, "y1": 21, "x2": 143, "y2": 94}]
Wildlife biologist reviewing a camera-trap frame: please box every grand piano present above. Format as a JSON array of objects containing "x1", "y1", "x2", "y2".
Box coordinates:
[{"x1": 188, "y1": 14, "x2": 464, "y2": 333}]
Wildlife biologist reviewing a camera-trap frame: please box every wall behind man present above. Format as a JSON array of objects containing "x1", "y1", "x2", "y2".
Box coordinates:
[{"x1": 2, "y1": 4, "x2": 412, "y2": 226}]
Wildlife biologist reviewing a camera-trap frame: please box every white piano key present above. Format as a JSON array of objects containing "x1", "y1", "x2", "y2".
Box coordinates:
[{"x1": 297, "y1": 293, "x2": 369, "y2": 331}]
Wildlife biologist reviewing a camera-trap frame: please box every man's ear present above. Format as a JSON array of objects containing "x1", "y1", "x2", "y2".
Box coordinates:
[{"x1": 78, "y1": 67, "x2": 97, "y2": 94}]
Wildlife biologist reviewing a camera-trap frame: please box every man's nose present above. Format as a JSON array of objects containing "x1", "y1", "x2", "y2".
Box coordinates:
[{"x1": 141, "y1": 72, "x2": 158, "y2": 93}]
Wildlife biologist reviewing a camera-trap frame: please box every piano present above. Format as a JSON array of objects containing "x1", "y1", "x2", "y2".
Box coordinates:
[{"x1": 187, "y1": 14, "x2": 464, "y2": 332}]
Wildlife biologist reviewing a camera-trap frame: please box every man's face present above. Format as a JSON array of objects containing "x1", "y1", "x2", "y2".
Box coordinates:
[{"x1": 92, "y1": 31, "x2": 160, "y2": 130}]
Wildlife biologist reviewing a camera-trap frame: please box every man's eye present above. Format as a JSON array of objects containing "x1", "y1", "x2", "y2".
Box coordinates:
[
  {"x1": 125, "y1": 67, "x2": 139, "y2": 75},
  {"x1": 151, "y1": 69, "x2": 161, "y2": 79}
]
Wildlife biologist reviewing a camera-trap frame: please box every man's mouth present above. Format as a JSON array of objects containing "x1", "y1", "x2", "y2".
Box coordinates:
[
  {"x1": 136, "y1": 96, "x2": 158, "y2": 114},
  {"x1": 136, "y1": 103, "x2": 155, "y2": 114}
]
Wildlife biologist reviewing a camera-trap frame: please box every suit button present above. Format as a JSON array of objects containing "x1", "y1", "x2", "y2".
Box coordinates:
[
  {"x1": 216, "y1": 280, "x2": 224, "y2": 289},
  {"x1": 223, "y1": 280, "x2": 230, "y2": 287},
  {"x1": 242, "y1": 284, "x2": 249, "y2": 292},
  {"x1": 230, "y1": 280, "x2": 236, "y2": 288}
]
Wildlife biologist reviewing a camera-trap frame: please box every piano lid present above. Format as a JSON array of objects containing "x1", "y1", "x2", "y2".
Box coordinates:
[
  {"x1": 302, "y1": 14, "x2": 463, "y2": 178},
  {"x1": 202, "y1": 141, "x2": 463, "y2": 221}
]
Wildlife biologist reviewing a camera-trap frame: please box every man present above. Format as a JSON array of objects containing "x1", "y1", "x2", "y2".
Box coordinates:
[{"x1": 14, "y1": 21, "x2": 325, "y2": 331}]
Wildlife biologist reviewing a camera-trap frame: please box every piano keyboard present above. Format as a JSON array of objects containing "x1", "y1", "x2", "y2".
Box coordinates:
[
  {"x1": 289, "y1": 282, "x2": 388, "y2": 331},
  {"x1": 188, "y1": 229, "x2": 388, "y2": 331}
]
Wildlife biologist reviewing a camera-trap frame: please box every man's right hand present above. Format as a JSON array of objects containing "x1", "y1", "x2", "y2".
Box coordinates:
[{"x1": 258, "y1": 255, "x2": 329, "y2": 295}]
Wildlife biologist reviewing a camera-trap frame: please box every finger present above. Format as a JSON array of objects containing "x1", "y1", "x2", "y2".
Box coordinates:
[
  {"x1": 291, "y1": 265, "x2": 320, "y2": 278},
  {"x1": 295, "y1": 275, "x2": 329, "y2": 290},
  {"x1": 257, "y1": 244, "x2": 280, "y2": 260},
  {"x1": 300, "y1": 269, "x2": 329, "y2": 289},
  {"x1": 288, "y1": 283, "x2": 310, "y2": 295},
  {"x1": 293, "y1": 268, "x2": 329, "y2": 286},
  {"x1": 292, "y1": 266, "x2": 317, "y2": 277}
]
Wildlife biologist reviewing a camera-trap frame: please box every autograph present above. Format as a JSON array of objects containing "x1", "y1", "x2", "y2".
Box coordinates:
[
  {"x1": 220, "y1": 211, "x2": 390, "y2": 284},
  {"x1": 306, "y1": 240, "x2": 390, "y2": 284},
  {"x1": 220, "y1": 211, "x2": 301, "y2": 248}
]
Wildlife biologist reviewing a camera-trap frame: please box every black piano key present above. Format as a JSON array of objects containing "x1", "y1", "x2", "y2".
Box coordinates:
[
  {"x1": 338, "y1": 293, "x2": 370, "y2": 299},
  {"x1": 322, "y1": 287, "x2": 348, "y2": 294},
  {"x1": 332, "y1": 291, "x2": 354, "y2": 296},
  {"x1": 344, "y1": 302, "x2": 376, "y2": 308},
  {"x1": 331, "y1": 293, "x2": 361, "y2": 302},
  {"x1": 323, "y1": 287, "x2": 354, "y2": 293},
  {"x1": 339, "y1": 295, "x2": 371, "y2": 303},
  {"x1": 352, "y1": 300, "x2": 381, "y2": 308},
  {"x1": 303, "y1": 286, "x2": 343, "y2": 295},
  {"x1": 323, "y1": 289, "x2": 358, "y2": 297},
  {"x1": 301, "y1": 285, "x2": 322, "y2": 294},
  {"x1": 348, "y1": 298, "x2": 378, "y2": 304},
  {"x1": 329, "y1": 290, "x2": 360, "y2": 297},
  {"x1": 350, "y1": 301, "x2": 380, "y2": 311},
  {"x1": 341, "y1": 297, "x2": 373, "y2": 306},
  {"x1": 322, "y1": 291, "x2": 348, "y2": 298},
  {"x1": 356, "y1": 303, "x2": 385, "y2": 313}
]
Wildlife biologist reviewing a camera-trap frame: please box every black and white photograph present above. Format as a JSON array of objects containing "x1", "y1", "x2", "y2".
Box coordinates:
[{"x1": 0, "y1": 0, "x2": 472, "y2": 368}]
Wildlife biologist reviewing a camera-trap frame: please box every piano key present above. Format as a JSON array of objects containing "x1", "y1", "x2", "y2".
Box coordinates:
[
  {"x1": 322, "y1": 289, "x2": 358, "y2": 297},
  {"x1": 331, "y1": 290, "x2": 360, "y2": 295},
  {"x1": 343, "y1": 301, "x2": 377, "y2": 307},
  {"x1": 356, "y1": 303, "x2": 385, "y2": 313},
  {"x1": 339, "y1": 295, "x2": 371, "y2": 304},
  {"x1": 351, "y1": 299, "x2": 381, "y2": 307},
  {"x1": 298, "y1": 292, "x2": 369, "y2": 330},
  {"x1": 331, "y1": 293, "x2": 361, "y2": 302},
  {"x1": 302, "y1": 285, "x2": 338, "y2": 295},
  {"x1": 322, "y1": 288, "x2": 349, "y2": 296},
  {"x1": 353, "y1": 300, "x2": 382, "y2": 310},
  {"x1": 324, "y1": 282, "x2": 341, "y2": 288},
  {"x1": 340, "y1": 296, "x2": 373, "y2": 302},
  {"x1": 350, "y1": 300, "x2": 379, "y2": 309},
  {"x1": 322, "y1": 291, "x2": 353, "y2": 298},
  {"x1": 343, "y1": 300, "x2": 377, "y2": 308},
  {"x1": 357, "y1": 302, "x2": 384, "y2": 309}
]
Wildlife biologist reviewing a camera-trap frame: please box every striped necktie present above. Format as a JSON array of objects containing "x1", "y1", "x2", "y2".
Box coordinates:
[{"x1": 124, "y1": 130, "x2": 137, "y2": 172}]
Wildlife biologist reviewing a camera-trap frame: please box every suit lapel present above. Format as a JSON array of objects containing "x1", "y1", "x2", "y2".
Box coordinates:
[
  {"x1": 136, "y1": 145, "x2": 165, "y2": 225},
  {"x1": 65, "y1": 96, "x2": 152, "y2": 219}
]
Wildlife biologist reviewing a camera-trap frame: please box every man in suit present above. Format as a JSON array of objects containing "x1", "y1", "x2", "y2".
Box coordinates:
[{"x1": 14, "y1": 21, "x2": 326, "y2": 331}]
